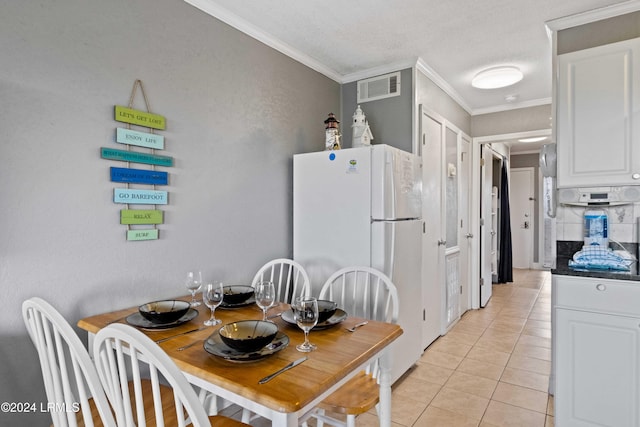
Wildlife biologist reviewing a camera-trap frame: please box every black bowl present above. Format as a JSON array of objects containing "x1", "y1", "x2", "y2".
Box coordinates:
[
  {"x1": 317, "y1": 300, "x2": 338, "y2": 323},
  {"x1": 222, "y1": 285, "x2": 255, "y2": 305},
  {"x1": 138, "y1": 300, "x2": 190, "y2": 324},
  {"x1": 218, "y1": 320, "x2": 278, "y2": 353}
]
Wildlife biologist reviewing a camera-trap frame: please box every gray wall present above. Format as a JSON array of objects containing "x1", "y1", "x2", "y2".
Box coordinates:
[
  {"x1": 471, "y1": 104, "x2": 552, "y2": 137},
  {"x1": 341, "y1": 68, "x2": 413, "y2": 152},
  {"x1": 0, "y1": 0, "x2": 339, "y2": 424},
  {"x1": 416, "y1": 70, "x2": 471, "y2": 136},
  {"x1": 557, "y1": 11, "x2": 640, "y2": 54}
]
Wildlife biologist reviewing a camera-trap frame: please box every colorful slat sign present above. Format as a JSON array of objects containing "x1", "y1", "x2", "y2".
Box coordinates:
[
  {"x1": 114, "y1": 106, "x2": 166, "y2": 130},
  {"x1": 120, "y1": 209, "x2": 164, "y2": 225},
  {"x1": 110, "y1": 167, "x2": 168, "y2": 185},
  {"x1": 101, "y1": 147, "x2": 173, "y2": 167},
  {"x1": 127, "y1": 229, "x2": 159, "y2": 241},
  {"x1": 114, "y1": 189, "x2": 168, "y2": 205},
  {"x1": 116, "y1": 128, "x2": 164, "y2": 150}
]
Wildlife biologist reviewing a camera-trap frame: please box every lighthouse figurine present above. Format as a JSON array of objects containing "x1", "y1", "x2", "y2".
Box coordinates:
[
  {"x1": 351, "y1": 105, "x2": 374, "y2": 147},
  {"x1": 324, "y1": 112, "x2": 342, "y2": 150}
]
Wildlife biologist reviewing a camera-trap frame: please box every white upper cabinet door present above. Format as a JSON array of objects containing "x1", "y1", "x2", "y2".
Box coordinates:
[{"x1": 556, "y1": 37, "x2": 640, "y2": 188}]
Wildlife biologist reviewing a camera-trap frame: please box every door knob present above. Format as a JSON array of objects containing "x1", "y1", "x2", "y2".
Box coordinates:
[
  {"x1": 465, "y1": 233, "x2": 474, "y2": 239},
  {"x1": 437, "y1": 239, "x2": 447, "y2": 246}
]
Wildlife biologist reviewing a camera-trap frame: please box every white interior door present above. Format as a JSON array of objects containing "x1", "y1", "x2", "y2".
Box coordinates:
[
  {"x1": 480, "y1": 146, "x2": 495, "y2": 307},
  {"x1": 443, "y1": 124, "x2": 460, "y2": 331},
  {"x1": 420, "y1": 107, "x2": 443, "y2": 349},
  {"x1": 510, "y1": 167, "x2": 535, "y2": 269},
  {"x1": 458, "y1": 134, "x2": 472, "y2": 314}
]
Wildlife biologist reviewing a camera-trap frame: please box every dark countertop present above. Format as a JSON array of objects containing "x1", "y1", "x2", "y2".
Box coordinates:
[{"x1": 552, "y1": 240, "x2": 640, "y2": 282}]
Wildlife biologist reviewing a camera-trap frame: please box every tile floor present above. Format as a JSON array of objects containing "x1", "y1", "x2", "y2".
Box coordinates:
[
  {"x1": 355, "y1": 268, "x2": 554, "y2": 427},
  {"x1": 229, "y1": 268, "x2": 554, "y2": 426}
]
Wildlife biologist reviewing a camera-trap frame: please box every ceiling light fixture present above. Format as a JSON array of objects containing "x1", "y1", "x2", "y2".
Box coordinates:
[
  {"x1": 472, "y1": 66, "x2": 523, "y2": 89},
  {"x1": 518, "y1": 136, "x2": 547, "y2": 143}
]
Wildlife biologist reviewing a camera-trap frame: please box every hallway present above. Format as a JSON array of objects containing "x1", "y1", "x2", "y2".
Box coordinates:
[{"x1": 359, "y1": 268, "x2": 553, "y2": 426}]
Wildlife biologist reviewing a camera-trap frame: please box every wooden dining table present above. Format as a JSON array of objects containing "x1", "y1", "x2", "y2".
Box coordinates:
[{"x1": 77, "y1": 296, "x2": 403, "y2": 427}]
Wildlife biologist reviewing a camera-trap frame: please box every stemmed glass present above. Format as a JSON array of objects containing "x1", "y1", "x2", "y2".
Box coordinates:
[
  {"x1": 185, "y1": 271, "x2": 203, "y2": 307},
  {"x1": 203, "y1": 282, "x2": 224, "y2": 326},
  {"x1": 255, "y1": 281, "x2": 276, "y2": 321},
  {"x1": 292, "y1": 296, "x2": 318, "y2": 352}
]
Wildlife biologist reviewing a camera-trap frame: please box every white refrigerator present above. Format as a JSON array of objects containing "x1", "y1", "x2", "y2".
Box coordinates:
[{"x1": 293, "y1": 144, "x2": 423, "y2": 383}]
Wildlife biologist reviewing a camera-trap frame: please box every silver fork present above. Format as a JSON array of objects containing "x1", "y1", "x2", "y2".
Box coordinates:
[
  {"x1": 346, "y1": 321, "x2": 368, "y2": 332},
  {"x1": 178, "y1": 340, "x2": 202, "y2": 351}
]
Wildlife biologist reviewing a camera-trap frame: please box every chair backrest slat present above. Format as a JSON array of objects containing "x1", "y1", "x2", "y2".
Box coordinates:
[
  {"x1": 93, "y1": 323, "x2": 214, "y2": 427},
  {"x1": 252, "y1": 258, "x2": 311, "y2": 304},
  {"x1": 22, "y1": 297, "x2": 116, "y2": 427}
]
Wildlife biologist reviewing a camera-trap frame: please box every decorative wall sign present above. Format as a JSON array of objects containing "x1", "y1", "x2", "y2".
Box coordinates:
[
  {"x1": 120, "y1": 209, "x2": 164, "y2": 225},
  {"x1": 104, "y1": 79, "x2": 171, "y2": 241},
  {"x1": 127, "y1": 229, "x2": 159, "y2": 241},
  {"x1": 101, "y1": 147, "x2": 173, "y2": 167},
  {"x1": 116, "y1": 128, "x2": 165, "y2": 150},
  {"x1": 110, "y1": 167, "x2": 168, "y2": 185},
  {"x1": 114, "y1": 106, "x2": 166, "y2": 130},
  {"x1": 114, "y1": 189, "x2": 168, "y2": 205}
]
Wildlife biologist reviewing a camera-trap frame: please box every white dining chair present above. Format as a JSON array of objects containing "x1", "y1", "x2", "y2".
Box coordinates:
[
  {"x1": 22, "y1": 297, "x2": 117, "y2": 427},
  {"x1": 308, "y1": 266, "x2": 399, "y2": 427},
  {"x1": 92, "y1": 323, "x2": 248, "y2": 427},
  {"x1": 251, "y1": 258, "x2": 311, "y2": 304}
]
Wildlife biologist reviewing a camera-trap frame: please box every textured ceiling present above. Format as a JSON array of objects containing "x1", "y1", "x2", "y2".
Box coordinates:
[{"x1": 186, "y1": 0, "x2": 633, "y2": 118}]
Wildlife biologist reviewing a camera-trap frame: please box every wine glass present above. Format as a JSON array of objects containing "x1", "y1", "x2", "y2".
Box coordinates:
[
  {"x1": 255, "y1": 281, "x2": 276, "y2": 321},
  {"x1": 203, "y1": 282, "x2": 224, "y2": 326},
  {"x1": 185, "y1": 271, "x2": 203, "y2": 307},
  {"x1": 292, "y1": 296, "x2": 318, "y2": 352}
]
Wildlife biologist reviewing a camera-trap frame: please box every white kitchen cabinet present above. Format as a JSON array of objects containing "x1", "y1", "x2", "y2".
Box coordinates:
[
  {"x1": 553, "y1": 275, "x2": 640, "y2": 426},
  {"x1": 556, "y1": 37, "x2": 640, "y2": 188}
]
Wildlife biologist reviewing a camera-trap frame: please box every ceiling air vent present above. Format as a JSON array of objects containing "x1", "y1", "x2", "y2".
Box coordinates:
[{"x1": 357, "y1": 72, "x2": 401, "y2": 103}]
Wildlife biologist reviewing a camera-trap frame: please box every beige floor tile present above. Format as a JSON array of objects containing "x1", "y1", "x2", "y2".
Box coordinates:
[
  {"x1": 527, "y1": 311, "x2": 551, "y2": 321},
  {"x1": 411, "y1": 362, "x2": 454, "y2": 385},
  {"x1": 474, "y1": 334, "x2": 519, "y2": 353},
  {"x1": 388, "y1": 394, "x2": 429, "y2": 426},
  {"x1": 500, "y1": 367, "x2": 549, "y2": 393},
  {"x1": 445, "y1": 330, "x2": 482, "y2": 346},
  {"x1": 413, "y1": 406, "x2": 480, "y2": 427},
  {"x1": 517, "y1": 334, "x2": 551, "y2": 349},
  {"x1": 491, "y1": 382, "x2": 549, "y2": 413},
  {"x1": 521, "y1": 327, "x2": 552, "y2": 339},
  {"x1": 482, "y1": 400, "x2": 547, "y2": 427},
  {"x1": 547, "y1": 395, "x2": 554, "y2": 415},
  {"x1": 393, "y1": 375, "x2": 442, "y2": 402},
  {"x1": 456, "y1": 358, "x2": 505, "y2": 381},
  {"x1": 525, "y1": 319, "x2": 550, "y2": 330},
  {"x1": 512, "y1": 342, "x2": 551, "y2": 361},
  {"x1": 506, "y1": 354, "x2": 551, "y2": 375},
  {"x1": 465, "y1": 346, "x2": 511, "y2": 367},
  {"x1": 429, "y1": 336, "x2": 473, "y2": 358},
  {"x1": 444, "y1": 370, "x2": 498, "y2": 398},
  {"x1": 451, "y1": 322, "x2": 487, "y2": 337},
  {"x1": 421, "y1": 349, "x2": 464, "y2": 370},
  {"x1": 430, "y1": 387, "x2": 490, "y2": 420}
]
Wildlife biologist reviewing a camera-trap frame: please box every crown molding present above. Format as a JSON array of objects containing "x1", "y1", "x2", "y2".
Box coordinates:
[
  {"x1": 545, "y1": 0, "x2": 640, "y2": 32},
  {"x1": 340, "y1": 59, "x2": 417, "y2": 84},
  {"x1": 472, "y1": 97, "x2": 552, "y2": 116},
  {"x1": 415, "y1": 58, "x2": 473, "y2": 115},
  {"x1": 183, "y1": 0, "x2": 343, "y2": 82}
]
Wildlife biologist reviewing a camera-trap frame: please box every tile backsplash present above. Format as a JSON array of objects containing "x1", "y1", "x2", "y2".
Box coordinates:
[{"x1": 555, "y1": 203, "x2": 637, "y2": 246}]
